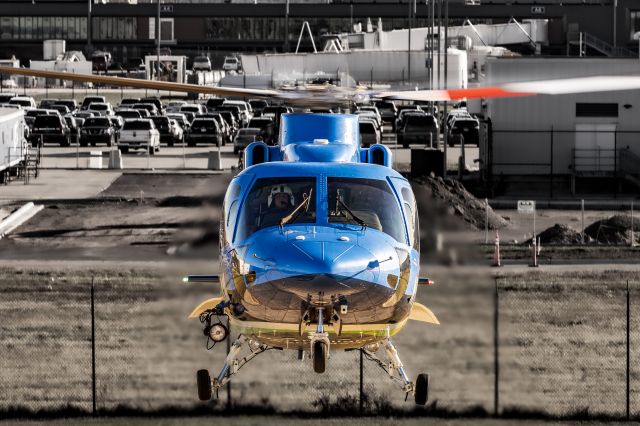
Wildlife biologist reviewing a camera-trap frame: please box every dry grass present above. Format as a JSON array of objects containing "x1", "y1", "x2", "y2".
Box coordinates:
[{"x1": 1, "y1": 267, "x2": 639, "y2": 418}]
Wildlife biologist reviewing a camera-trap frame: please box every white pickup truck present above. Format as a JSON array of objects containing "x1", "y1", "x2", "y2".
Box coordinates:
[{"x1": 117, "y1": 119, "x2": 160, "y2": 154}]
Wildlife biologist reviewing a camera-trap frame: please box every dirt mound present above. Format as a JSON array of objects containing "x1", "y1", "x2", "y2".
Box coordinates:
[
  {"x1": 529, "y1": 224, "x2": 587, "y2": 245},
  {"x1": 584, "y1": 215, "x2": 640, "y2": 245},
  {"x1": 411, "y1": 176, "x2": 508, "y2": 230}
]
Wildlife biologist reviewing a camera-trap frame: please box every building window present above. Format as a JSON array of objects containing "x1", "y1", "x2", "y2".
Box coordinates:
[{"x1": 576, "y1": 103, "x2": 618, "y2": 118}]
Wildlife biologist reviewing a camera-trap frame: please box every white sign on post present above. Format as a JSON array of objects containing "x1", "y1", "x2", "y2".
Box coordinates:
[
  {"x1": 517, "y1": 200, "x2": 536, "y2": 214},
  {"x1": 518, "y1": 200, "x2": 537, "y2": 240}
]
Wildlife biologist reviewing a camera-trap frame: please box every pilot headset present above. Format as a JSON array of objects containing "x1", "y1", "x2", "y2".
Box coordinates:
[{"x1": 268, "y1": 184, "x2": 295, "y2": 207}]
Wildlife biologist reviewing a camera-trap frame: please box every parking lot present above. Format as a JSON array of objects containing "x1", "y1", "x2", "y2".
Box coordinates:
[{"x1": 35, "y1": 139, "x2": 478, "y2": 171}]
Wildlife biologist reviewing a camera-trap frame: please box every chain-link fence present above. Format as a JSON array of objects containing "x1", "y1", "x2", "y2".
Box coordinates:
[{"x1": 1, "y1": 269, "x2": 639, "y2": 418}]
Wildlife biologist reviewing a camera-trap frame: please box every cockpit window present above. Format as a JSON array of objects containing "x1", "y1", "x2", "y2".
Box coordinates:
[
  {"x1": 236, "y1": 177, "x2": 316, "y2": 241},
  {"x1": 327, "y1": 177, "x2": 406, "y2": 244}
]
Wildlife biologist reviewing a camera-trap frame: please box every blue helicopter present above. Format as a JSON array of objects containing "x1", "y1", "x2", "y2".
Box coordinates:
[
  {"x1": 1, "y1": 65, "x2": 629, "y2": 405},
  {"x1": 186, "y1": 112, "x2": 438, "y2": 405}
]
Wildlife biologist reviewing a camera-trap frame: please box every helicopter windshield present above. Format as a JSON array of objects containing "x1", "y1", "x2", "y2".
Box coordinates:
[
  {"x1": 327, "y1": 177, "x2": 406, "y2": 244},
  {"x1": 236, "y1": 177, "x2": 316, "y2": 241}
]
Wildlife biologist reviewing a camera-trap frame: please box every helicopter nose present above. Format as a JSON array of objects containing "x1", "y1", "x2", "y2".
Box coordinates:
[{"x1": 248, "y1": 233, "x2": 399, "y2": 301}]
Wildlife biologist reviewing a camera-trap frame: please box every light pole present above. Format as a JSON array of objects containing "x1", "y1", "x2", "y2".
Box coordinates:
[
  {"x1": 87, "y1": 0, "x2": 92, "y2": 55},
  {"x1": 156, "y1": 0, "x2": 161, "y2": 81}
]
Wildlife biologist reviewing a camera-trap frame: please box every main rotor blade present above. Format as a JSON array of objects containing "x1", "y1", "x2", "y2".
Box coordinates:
[
  {"x1": 375, "y1": 75, "x2": 640, "y2": 102},
  {"x1": 0, "y1": 66, "x2": 279, "y2": 98}
]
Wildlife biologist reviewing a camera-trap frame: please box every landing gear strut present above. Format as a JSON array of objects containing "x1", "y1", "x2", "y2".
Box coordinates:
[
  {"x1": 197, "y1": 335, "x2": 271, "y2": 401},
  {"x1": 310, "y1": 307, "x2": 330, "y2": 374},
  {"x1": 362, "y1": 338, "x2": 430, "y2": 405}
]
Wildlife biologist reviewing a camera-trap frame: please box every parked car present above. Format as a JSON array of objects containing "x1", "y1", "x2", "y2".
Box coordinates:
[
  {"x1": 222, "y1": 56, "x2": 240, "y2": 71},
  {"x1": 81, "y1": 96, "x2": 106, "y2": 111},
  {"x1": 118, "y1": 98, "x2": 141, "y2": 108},
  {"x1": 206, "y1": 97, "x2": 227, "y2": 112},
  {"x1": 91, "y1": 51, "x2": 112, "y2": 72},
  {"x1": 233, "y1": 128, "x2": 261, "y2": 154},
  {"x1": 118, "y1": 119, "x2": 160, "y2": 154},
  {"x1": 396, "y1": 109, "x2": 425, "y2": 133},
  {"x1": 448, "y1": 115, "x2": 480, "y2": 147},
  {"x1": 180, "y1": 103, "x2": 207, "y2": 117},
  {"x1": 87, "y1": 102, "x2": 114, "y2": 117},
  {"x1": 31, "y1": 114, "x2": 71, "y2": 146},
  {"x1": 215, "y1": 110, "x2": 238, "y2": 135},
  {"x1": 192, "y1": 56, "x2": 212, "y2": 72},
  {"x1": 72, "y1": 111, "x2": 95, "y2": 128},
  {"x1": 374, "y1": 100, "x2": 397, "y2": 129},
  {"x1": 109, "y1": 116, "x2": 124, "y2": 143},
  {"x1": 248, "y1": 99, "x2": 268, "y2": 117},
  {"x1": 222, "y1": 100, "x2": 253, "y2": 127},
  {"x1": 38, "y1": 98, "x2": 59, "y2": 109},
  {"x1": 186, "y1": 118, "x2": 222, "y2": 147},
  {"x1": 354, "y1": 110, "x2": 382, "y2": 130},
  {"x1": 197, "y1": 113, "x2": 230, "y2": 145},
  {"x1": 132, "y1": 103, "x2": 159, "y2": 116},
  {"x1": 0, "y1": 93, "x2": 16, "y2": 103},
  {"x1": 359, "y1": 119, "x2": 381, "y2": 148},
  {"x1": 247, "y1": 117, "x2": 276, "y2": 145},
  {"x1": 53, "y1": 99, "x2": 78, "y2": 113},
  {"x1": 397, "y1": 114, "x2": 439, "y2": 148},
  {"x1": 141, "y1": 97, "x2": 163, "y2": 114},
  {"x1": 24, "y1": 109, "x2": 53, "y2": 129},
  {"x1": 115, "y1": 108, "x2": 142, "y2": 120},
  {"x1": 9, "y1": 96, "x2": 37, "y2": 109},
  {"x1": 169, "y1": 119, "x2": 184, "y2": 146},
  {"x1": 150, "y1": 116, "x2": 175, "y2": 146},
  {"x1": 166, "y1": 113, "x2": 190, "y2": 132},
  {"x1": 80, "y1": 117, "x2": 116, "y2": 147},
  {"x1": 165, "y1": 100, "x2": 187, "y2": 114},
  {"x1": 358, "y1": 106, "x2": 382, "y2": 124},
  {"x1": 49, "y1": 104, "x2": 70, "y2": 116},
  {"x1": 64, "y1": 115, "x2": 79, "y2": 145}
]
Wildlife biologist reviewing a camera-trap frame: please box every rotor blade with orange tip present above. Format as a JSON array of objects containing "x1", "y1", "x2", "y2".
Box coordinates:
[{"x1": 0, "y1": 66, "x2": 279, "y2": 98}]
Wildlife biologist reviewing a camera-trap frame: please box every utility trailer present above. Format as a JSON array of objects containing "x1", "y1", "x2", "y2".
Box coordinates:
[{"x1": 0, "y1": 108, "x2": 38, "y2": 184}]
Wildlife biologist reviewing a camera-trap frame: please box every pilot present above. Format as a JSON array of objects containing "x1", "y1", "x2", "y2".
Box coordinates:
[{"x1": 259, "y1": 184, "x2": 295, "y2": 228}]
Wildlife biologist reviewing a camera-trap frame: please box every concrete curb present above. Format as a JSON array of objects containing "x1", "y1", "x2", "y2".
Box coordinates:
[{"x1": 0, "y1": 202, "x2": 44, "y2": 239}]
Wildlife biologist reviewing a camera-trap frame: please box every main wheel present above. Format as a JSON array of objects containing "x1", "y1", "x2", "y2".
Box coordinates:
[
  {"x1": 149, "y1": 145, "x2": 155, "y2": 155},
  {"x1": 121, "y1": 147, "x2": 129, "y2": 153},
  {"x1": 414, "y1": 373, "x2": 429, "y2": 405},
  {"x1": 196, "y1": 369, "x2": 212, "y2": 401},
  {"x1": 313, "y1": 341, "x2": 327, "y2": 374}
]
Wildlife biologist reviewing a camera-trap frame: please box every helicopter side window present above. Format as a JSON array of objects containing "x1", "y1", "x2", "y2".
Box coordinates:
[
  {"x1": 222, "y1": 180, "x2": 242, "y2": 242},
  {"x1": 327, "y1": 177, "x2": 406, "y2": 244},
  {"x1": 401, "y1": 187, "x2": 420, "y2": 250},
  {"x1": 236, "y1": 177, "x2": 316, "y2": 241}
]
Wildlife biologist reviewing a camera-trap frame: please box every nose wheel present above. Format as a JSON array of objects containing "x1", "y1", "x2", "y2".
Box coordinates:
[
  {"x1": 309, "y1": 307, "x2": 330, "y2": 374},
  {"x1": 313, "y1": 341, "x2": 328, "y2": 373}
]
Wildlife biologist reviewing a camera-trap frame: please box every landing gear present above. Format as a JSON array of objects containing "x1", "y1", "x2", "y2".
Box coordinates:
[
  {"x1": 313, "y1": 341, "x2": 327, "y2": 373},
  {"x1": 309, "y1": 307, "x2": 330, "y2": 374},
  {"x1": 362, "y1": 338, "x2": 430, "y2": 405},
  {"x1": 196, "y1": 334, "x2": 271, "y2": 401}
]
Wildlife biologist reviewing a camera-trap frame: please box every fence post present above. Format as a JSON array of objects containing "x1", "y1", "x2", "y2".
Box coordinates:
[
  {"x1": 627, "y1": 280, "x2": 630, "y2": 421},
  {"x1": 549, "y1": 127, "x2": 554, "y2": 199},
  {"x1": 359, "y1": 349, "x2": 364, "y2": 415},
  {"x1": 493, "y1": 277, "x2": 499, "y2": 416},
  {"x1": 226, "y1": 316, "x2": 232, "y2": 411},
  {"x1": 91, "y1": 276, "x2": 96, "y2": 416}
]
